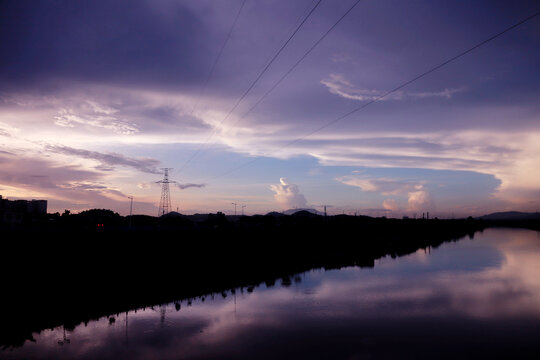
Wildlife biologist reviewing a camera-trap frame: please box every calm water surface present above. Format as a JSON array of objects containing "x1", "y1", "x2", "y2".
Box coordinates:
[{"x1": 3, "y1": 228, "x2": 540, "y2": 359}]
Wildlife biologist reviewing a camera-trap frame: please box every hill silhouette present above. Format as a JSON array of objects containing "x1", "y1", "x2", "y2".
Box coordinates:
[
  {"x1": 283, "y1": 208, "x2": 324, "y2": 216},
  {"x1": 479, "y1": 211, "x2": 539, "y2": 220}
]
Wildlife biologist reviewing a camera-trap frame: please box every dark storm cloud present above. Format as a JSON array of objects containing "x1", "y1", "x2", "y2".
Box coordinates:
[
  {"x1": 45, "y1": 145, "x2": 161, "y2": 174},
  {"x1": 0, "y1": 0, "x2": 212, "y2": 89}
]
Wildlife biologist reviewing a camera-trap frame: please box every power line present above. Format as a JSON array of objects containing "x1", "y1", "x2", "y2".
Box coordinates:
[
  {"x1": 207, "y1": 0, "x2": 363, "y2": 151},
  {"x1": 237, "y1": 0, "x2": 363, "y2": 126},
  {"x1": 201, "y1": 9, "x2": 540, "y2": 182},
  {"x1": 289, "y1": 9, "x2": 540, "y2": 145},
  {"x1": 189, "y1": 0, "x2": 247, "y2": 117},
  {"x1": 179, "y1": 0, "x2": 324, "y2": 171},
  {"x1": 178, "y1": 0, "x2": 247, "y2": 173}
]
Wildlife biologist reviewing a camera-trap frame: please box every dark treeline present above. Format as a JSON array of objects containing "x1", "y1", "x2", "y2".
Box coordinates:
[{"x1": 0, "y1": 210, "x2": 537, "y2": 348}]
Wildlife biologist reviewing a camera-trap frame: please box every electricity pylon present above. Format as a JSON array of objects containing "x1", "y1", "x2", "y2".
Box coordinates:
[{"x1": 157, "y1": 168, "x2": 176, "y2": 216}]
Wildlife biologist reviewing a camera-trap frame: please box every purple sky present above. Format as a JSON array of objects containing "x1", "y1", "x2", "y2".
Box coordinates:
[{"x1": 0, "y1": 0, "x2": 539, "y2": 217}]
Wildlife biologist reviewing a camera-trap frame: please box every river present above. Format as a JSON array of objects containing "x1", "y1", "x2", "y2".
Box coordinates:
[{"x1": 2, "y1": 228, "x2": 540, "y2": 359}]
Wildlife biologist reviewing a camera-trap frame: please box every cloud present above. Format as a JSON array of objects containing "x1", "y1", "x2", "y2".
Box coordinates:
[
  {"x1": 0, "y1": 150, "x2": 14, "y2": 157},
  {"x1": 83, "y1": 100, "x2": 118, "y2": 115},
  {"x1": 137, "y1": 182, "x2": 152, "y2": 189},
  {"x1": 407, "y1": 185, "x2": 435, "y2": 212},
  {"x1": 45, "y1": 145, "x2": 161, "y2": 174},
  {"x1": 177, "y1": 183, "x2": 206, "y2": 190},
  {"x1": 321, "y1": 74, "x2": 402, "y2": 101},
  {"x1": 0, "y1": 121, "x2": 18, "y2": 137},
  {"x1": 336, "y1": 175, "x2": 416, "y2": 195},
  {"x1": 269, "y1": 178, "x2": 308, "y2": 209},
  {"x1": 382, "y1": 199, "x2": 399, "y2": 212},
  {"x1": 337, "y1": 174, "x2": 435, "y2": 212},
  {"x1": 0, "y1": 0, "x2": 537, "y2": 216},
  {"x1": 53, "y1": 107, "x2": 138, "y2": 135},
  {"x1": 321, "y1": 73, "x2": 464, "y2": 102},
  {"x1": 0, "y1": 152, "x2": 157, "y2": 214},
  {"x1": 59, "y1": 181, "x2": 127, "y2": 199},
  {"x1": 409, "y1": 87, "x2": 466, "y2": 99},
  {"x1": 0, "y1": 0, "x2": 208, "y2": 87}
]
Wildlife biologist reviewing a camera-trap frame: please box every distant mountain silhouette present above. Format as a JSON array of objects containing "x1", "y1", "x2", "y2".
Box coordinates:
[
  {"x1": 160, "y1": 211, "x2": 182, "y2": 218},
  {"x1": 283, "y1": 208, "x2": 324, "y2": 216},
  {"x1": 265, "y1": 211, "x2": 285, "y2": 217},
  {"x1": 479, "y1": 211, "x2": 539, "y2": 220},
  {"x1": 290, "y1": 210, "x2": 321, "y2": 217}
]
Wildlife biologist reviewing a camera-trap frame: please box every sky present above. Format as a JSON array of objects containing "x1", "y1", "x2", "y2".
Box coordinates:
[{"x1": 0, "y1": 0, "x2": 539, "y2": 217}]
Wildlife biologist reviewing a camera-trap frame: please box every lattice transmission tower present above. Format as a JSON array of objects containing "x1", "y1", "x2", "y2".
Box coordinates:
[{"x1": 157, "y1": 168, "x2": 176, "y2": 216}]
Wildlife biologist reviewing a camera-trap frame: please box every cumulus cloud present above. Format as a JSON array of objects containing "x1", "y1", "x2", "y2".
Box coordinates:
[
  {"x1": 407, "y1": 185, "x2": 435, "y2": 212},
  {"x1": 382, "y1": 199, "x2": 399, "y2": 212},
  {"x1": 337, "y1": 174, "x2": 435, "y2": 212},
  {"x1": 45, "y1": 145, "x2": 161, "y2": 174},
  {"x1": 269, "y1": 178, "x2": 308, "y2": 209},
  {"x1": 177, "y1": 183, "x2": 206, "y2": 190},
  {"x1": 321, "y1": 73, "x2": 464, "y2": 102}
]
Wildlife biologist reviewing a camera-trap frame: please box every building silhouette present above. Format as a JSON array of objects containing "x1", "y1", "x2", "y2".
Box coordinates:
[{"x1": 0, "y1": 195, "x2": 47, "y2": 224}]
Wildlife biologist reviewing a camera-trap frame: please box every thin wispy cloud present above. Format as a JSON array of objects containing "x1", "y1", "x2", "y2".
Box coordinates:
[
  {"x1": 59, "y1": 181, "x2": 128, "y2": 199},
  {"x1": 53, "y1": 108, "x2": 138, "y2": 135},
  {"x1": 321, "y1": 73, "x2": 465, "y2": 102},
  {"x1": 45, "y1": 145, "x2": 161, "y2": 174},
  {"x1": 409, "y1": 87, "x2": 466, "y2": 99}
]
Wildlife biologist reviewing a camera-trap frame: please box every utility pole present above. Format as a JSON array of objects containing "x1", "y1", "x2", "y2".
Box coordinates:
[
  {"x1": 128, "y1": 196, "x2": 133, "y2": 228},
  {"x1": 125, "y1": 311, "x2": 128, "y2": 345},
  {"x1": 241, "y1": 205, "x2": 246, "y2": 216},
  {"x1": 317, "y1": 204, "x2": 331, "y2": 217},
  {"x1": 231, "y1": 202, "x2": 237, "y2": 216}
]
